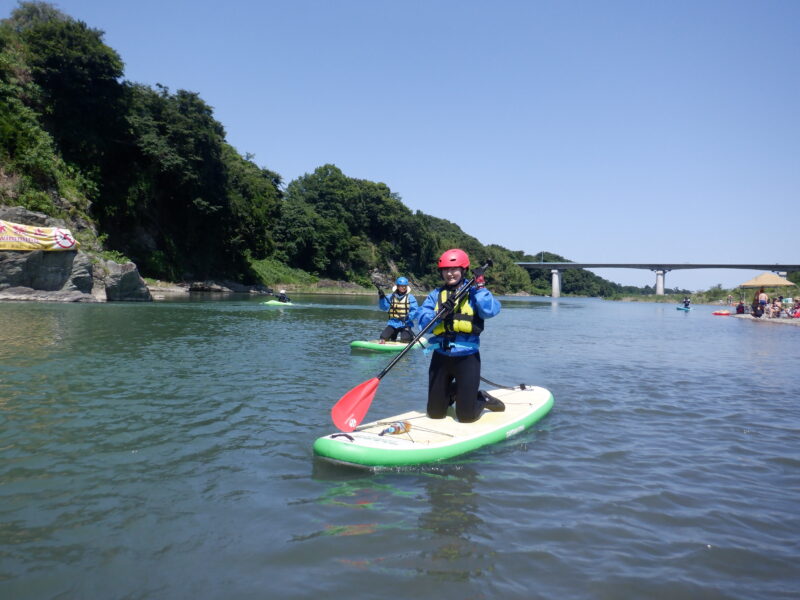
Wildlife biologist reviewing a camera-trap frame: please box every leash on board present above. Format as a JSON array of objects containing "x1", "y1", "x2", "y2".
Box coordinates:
[{"x1": 480, "y1": 375, "x2": 528, "y2": 390}]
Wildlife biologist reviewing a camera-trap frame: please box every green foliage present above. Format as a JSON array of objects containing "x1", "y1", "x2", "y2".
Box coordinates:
[
  {"x1": 14, "y1": 3, "x2": 125, "y2": 173},
  {"x1": 276, "y1": 164, "x2": 427, "y2": 279},
  {"x1": 98, "y1": 248, "x2": 130, "y2": 264},
  {"x1": 248, "y1": 255, "x2": 317, "y2": 286},
  {"x1": 484, "y1": 245, "x2": 537, "y2": 292},
  {"x1": 0, "y1": 12, "x2": 94, "y2": 219},
  {"x1": 222, "y1": 143, "x2": 282, "y2": 259}
]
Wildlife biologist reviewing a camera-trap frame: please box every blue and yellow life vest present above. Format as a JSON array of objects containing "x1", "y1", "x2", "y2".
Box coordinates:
[
  {"x1": 432, "y1": 288, "x2": 484, "y2": 336},
  {"x1": 388, "y1": 294, "x2": 410, "y2": 320}
]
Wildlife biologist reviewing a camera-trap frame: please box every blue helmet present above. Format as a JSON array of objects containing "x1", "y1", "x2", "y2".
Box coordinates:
[{"x1": 395, "y1": 276, "x2": 409, "y2": 286}]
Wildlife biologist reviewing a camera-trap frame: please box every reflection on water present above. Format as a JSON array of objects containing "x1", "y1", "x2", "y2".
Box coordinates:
[
  {"x1": 302, "y1": 462, "x2": 487, "y2": 585},
  {"x1": 0, "y1": 305, "x2": 65, "y2": 360},
  {"x1": 417, "y1": 466, "x2": 486, "y2": 582}
]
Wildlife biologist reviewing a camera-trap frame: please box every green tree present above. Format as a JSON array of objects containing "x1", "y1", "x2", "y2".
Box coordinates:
[
  {"x1": 13, "y1": 2, "x2": 125, "y2": 177},
  {"x1": 0, "y1": 10, "x2": 93, "y2": 214}
]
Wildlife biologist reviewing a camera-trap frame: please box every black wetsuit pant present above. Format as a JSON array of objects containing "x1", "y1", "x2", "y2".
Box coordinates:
[
  {"x1": 380, "y1": 325, "x2": 412, "y2": 342},
  {"x1": 427, "y1": 351, "x2": 483, "y2": 423}
]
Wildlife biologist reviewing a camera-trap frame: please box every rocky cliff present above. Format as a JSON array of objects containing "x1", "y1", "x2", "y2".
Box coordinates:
[{"x1": 0, "y1": 206, "x2": 152, "y2": 302}]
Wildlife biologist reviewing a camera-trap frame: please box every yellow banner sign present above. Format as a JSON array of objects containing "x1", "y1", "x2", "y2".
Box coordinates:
[{"x1": 0, "y1": 219, "x2": 80, "y2": 251}]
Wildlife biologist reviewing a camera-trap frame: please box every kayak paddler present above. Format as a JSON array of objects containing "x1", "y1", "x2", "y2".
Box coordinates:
[
  {"x1": 418, "y1": 248, "x2": 504, "y2": 423},
  {"x1": 377, "y1": 276, "x2": 419, "y2": 344}
]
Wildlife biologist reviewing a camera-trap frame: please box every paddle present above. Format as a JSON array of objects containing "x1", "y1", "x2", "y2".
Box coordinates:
[{"x1": 331, "y1": 260, "x2": 492, "y2": 431}]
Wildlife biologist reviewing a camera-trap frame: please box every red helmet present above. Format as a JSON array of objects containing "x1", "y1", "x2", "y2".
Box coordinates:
[{"x1": 437, "y1": 248, "x2": 469, "y2": 269}]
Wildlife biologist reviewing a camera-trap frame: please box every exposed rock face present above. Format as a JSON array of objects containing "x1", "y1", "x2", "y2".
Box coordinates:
[
  {"x1": 93, "y1": 259, "x2": 152, "y2": 302},
  {"x1": 188, "y1": 280, "x2": 271, "y2": 294},
  {"x1": 0, "y1": 205, "x2": 58, "y2": 227},
  {"x1": 0, "y1": 286, "x2": 96, "y2": 302},
  {"x1": 0, "y1": 206, "x2": 152, "y2": 303},
  {"x1": 0, "y1": 249, "x2": 90, "y2": 291}
]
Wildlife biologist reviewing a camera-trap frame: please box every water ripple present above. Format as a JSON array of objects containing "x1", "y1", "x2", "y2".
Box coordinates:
[{"x1": 1, "y1": 297, "x2": 799, "y2": 598}]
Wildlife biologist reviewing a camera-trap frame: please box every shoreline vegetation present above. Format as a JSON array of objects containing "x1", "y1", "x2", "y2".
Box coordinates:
[
  {"x1": 614, "y1": 286, "x2": 799, "y2": 305},
  {"x1": 147, "y1": 279, "x2": 800, "y2": 327},
  {"x1": 146, "y1": 279, "x2": 799, "y2": 303}
]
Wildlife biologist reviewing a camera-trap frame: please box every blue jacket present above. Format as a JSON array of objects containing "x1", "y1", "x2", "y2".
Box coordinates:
[
  {"x1": 418, "y1": 285, "x2": 501, "y2": 356},
  {"x1": 379, "y1": 292, "x2": 419, "y2": 329}
]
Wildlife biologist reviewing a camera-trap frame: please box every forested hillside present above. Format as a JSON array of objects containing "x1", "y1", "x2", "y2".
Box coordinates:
[{"x1": 0, "y1": 1, "x2": 651, "y2": 295}]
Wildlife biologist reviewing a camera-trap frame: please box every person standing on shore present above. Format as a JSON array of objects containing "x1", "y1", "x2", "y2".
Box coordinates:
[
  {"x1": 377, "y1": 277, "x2": 418, "y2": 343},
  {"x1": 757, "y1": 288, "x2": 769, "y2": 307},
  {"x1": 418, "y1": 249, "x2": 503, "y2": 423}
]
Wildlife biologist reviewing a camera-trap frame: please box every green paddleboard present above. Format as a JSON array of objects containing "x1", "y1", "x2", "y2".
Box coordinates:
[
  {"x1": 263, "y1": 299, "x2": 294, "y2": 306},
  {"x1": 349, "y1": 340, "x2": 425, "y2": 352},
  {"x1": 313, "y1": 385, "x2": 554, "y2": 468}
]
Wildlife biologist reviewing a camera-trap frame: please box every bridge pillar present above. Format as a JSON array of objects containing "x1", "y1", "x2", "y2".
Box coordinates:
[
  {"x1": 654, "y1": 270, "x2": 666, "y2": 295},
  {"x1": 551, "y1": 269, "x2": 561, "y2": 298}
]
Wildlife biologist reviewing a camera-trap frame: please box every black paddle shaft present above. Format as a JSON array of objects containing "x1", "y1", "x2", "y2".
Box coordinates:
[{"x1": 376, "y1": 260, "x2": 492, "y2": 381}]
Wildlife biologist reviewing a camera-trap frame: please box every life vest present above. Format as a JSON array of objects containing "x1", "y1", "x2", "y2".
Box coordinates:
[
  {"x1": 388, "y1": 293, "x2": 410, "y2": 320},
  {"x1": 432, "y1": 288, "x2": 484, "y2": 336}
]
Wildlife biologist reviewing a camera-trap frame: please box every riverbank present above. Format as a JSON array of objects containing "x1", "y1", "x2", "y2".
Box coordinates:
[
  {"x1": 733, "y1": 314, "x2": 800, "y2": 326},
  {"x1": 146, "y1": 279, "x2": 545, "y2": 300},
  {"x1": 145, "y1": 278, "x2": 377, "y2": 299}
]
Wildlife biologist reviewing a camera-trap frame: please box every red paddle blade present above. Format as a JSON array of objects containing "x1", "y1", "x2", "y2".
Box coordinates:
[{"x1": 332, "y1": 377, "x2": 380, "y2": 432}]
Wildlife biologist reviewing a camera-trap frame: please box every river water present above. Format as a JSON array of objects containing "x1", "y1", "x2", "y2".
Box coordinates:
[{"x1": 1, "y1": 295, "x2": 798, "y2": 599}]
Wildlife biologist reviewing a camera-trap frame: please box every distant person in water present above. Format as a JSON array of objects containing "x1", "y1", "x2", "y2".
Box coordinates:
[
  {"x1": 736, "y1": 301, "x2": 746, "y2": 314},
  {"x1": 276, "y1": 289, "x2": 291, "y2": 303},
  {"x1": 377, "y1": 277, "x2": 418, "y2": 343}
]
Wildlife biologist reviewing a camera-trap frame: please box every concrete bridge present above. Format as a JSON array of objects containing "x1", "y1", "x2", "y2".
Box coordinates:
[{"x1": 515, "y1": 262, "x2": 800, "y2": 297}]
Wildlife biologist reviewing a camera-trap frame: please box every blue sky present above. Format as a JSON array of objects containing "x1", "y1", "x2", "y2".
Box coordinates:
[{"x1": 3, "y1": 0, "x2": 798, "y2": 290}]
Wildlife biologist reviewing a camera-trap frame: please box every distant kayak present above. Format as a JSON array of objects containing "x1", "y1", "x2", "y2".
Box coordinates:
[
  {"x1": 350, "y1": 340, "x2": 425, "y2": 352},
  {"x1": 712, "y1": 310, "x2": 731, "y2": 316},
  {"x1": 263, "y1": 299, "x2": 294, "y2": 306},
  {"x1": 676, "y1": 306, "x2": 691, "y2": 311}
]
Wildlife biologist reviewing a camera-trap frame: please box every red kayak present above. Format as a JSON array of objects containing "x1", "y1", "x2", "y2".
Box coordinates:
[{"x1": 712, "y1": 310, "x2": 731, "y2": 316}]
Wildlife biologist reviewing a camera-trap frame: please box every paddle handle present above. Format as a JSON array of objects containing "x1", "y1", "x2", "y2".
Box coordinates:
[{"x1": 376, "y1": 261, "x2": 492, "y2": 380}]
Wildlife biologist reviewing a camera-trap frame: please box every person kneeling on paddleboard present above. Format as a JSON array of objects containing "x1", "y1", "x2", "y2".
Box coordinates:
[
  {"x1": 418, "y1": 249, "x2": 503, "y2": 423},
  {"x1": 277, "y1": 289, "x2": 291, "y2": 303},
  {"x1": 377, "y1": 276, "x2": 419, "y2": 344}
]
